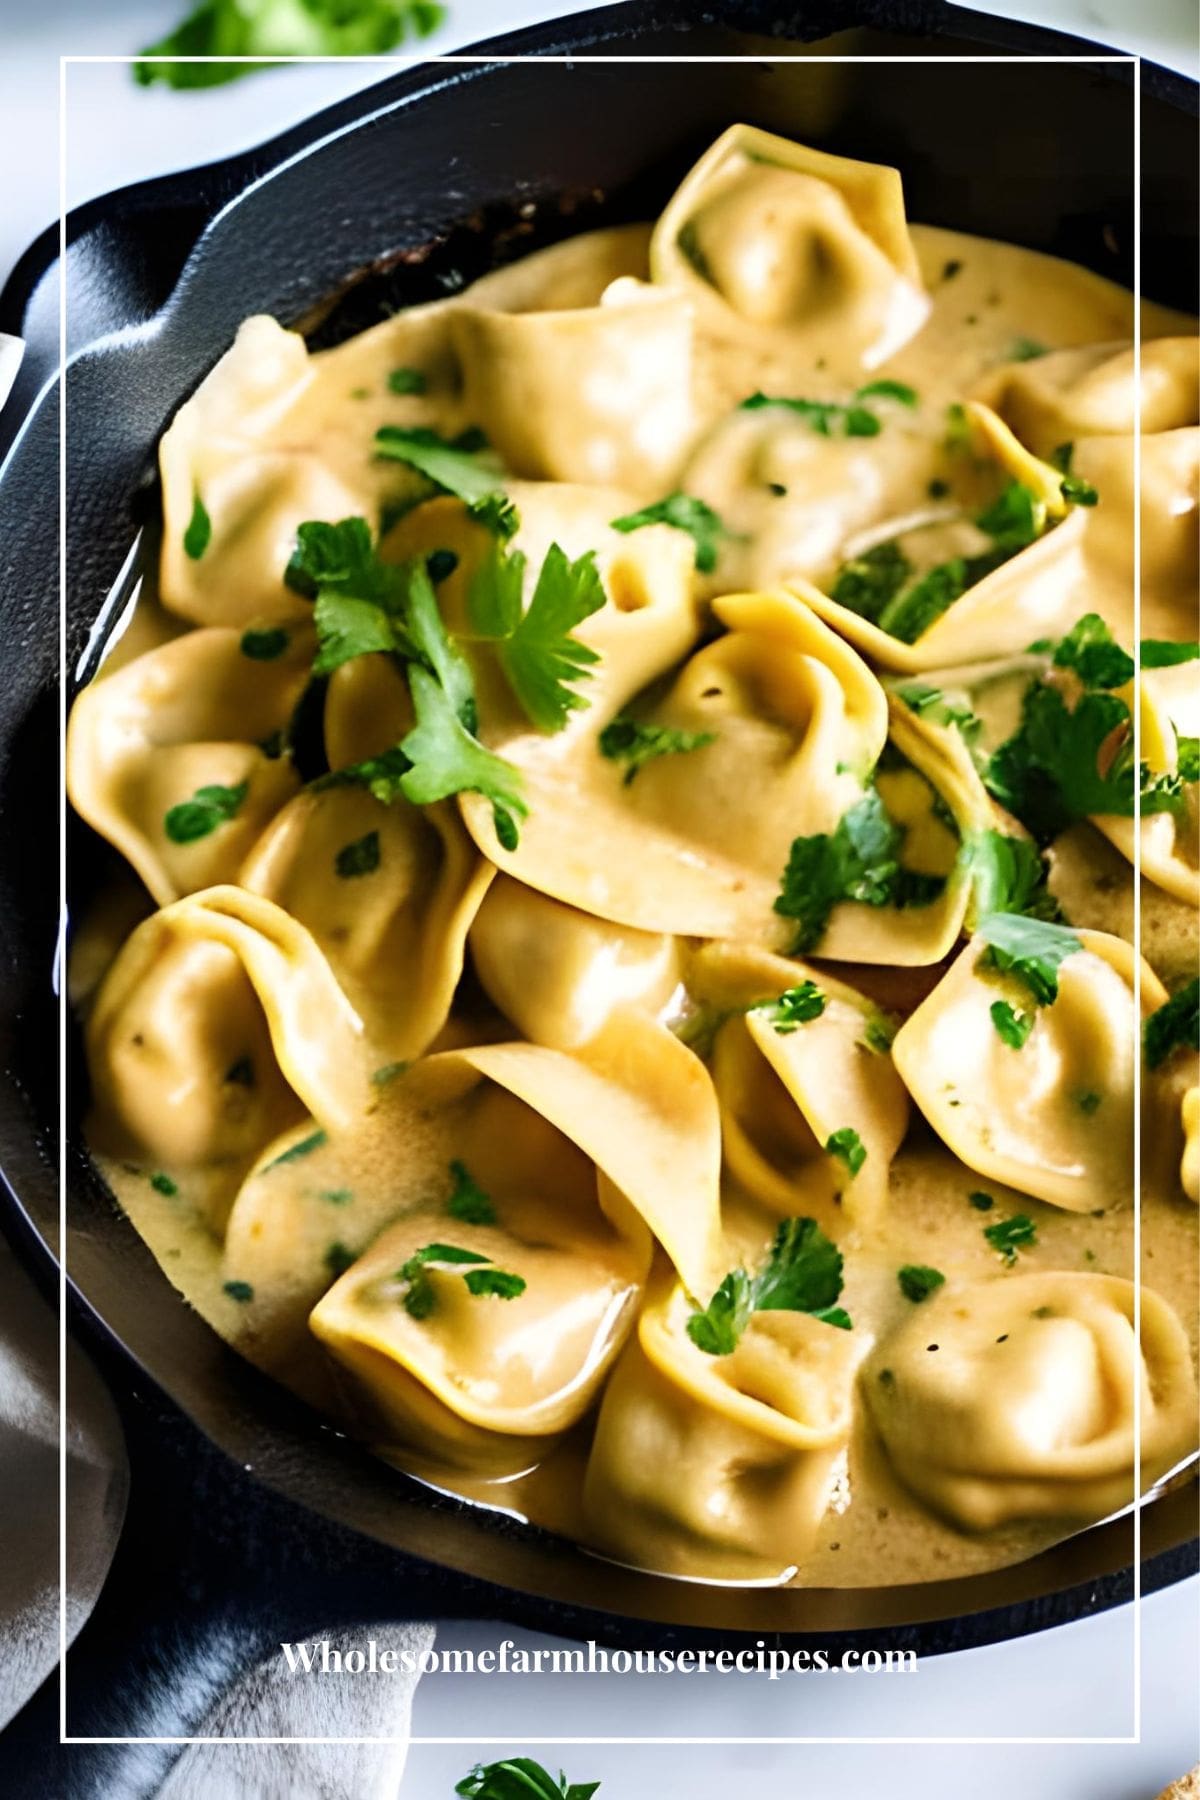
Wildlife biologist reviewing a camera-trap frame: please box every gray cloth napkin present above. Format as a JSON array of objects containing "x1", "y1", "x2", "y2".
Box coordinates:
[{"x1": 0, "y1": 1238, "x2": 431, "y2": 1796}]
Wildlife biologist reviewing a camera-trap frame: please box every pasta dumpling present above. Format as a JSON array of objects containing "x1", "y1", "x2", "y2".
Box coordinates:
[
  {"x1": 893, "y1": 925, "x2": 1168, "y2": 1213},
  {"x1": 864, "y1": 1272, "x2": 1197, "y2": 1530},
  {"x1": 584, "y1": 1271, "x2": 861, "y2": 1580},
  {"x1": 67, "y1": 626, "x2": 311, "y2": 905},
  {"x1": 651, "y1": 124, "x2": 929, "y2": 368}
]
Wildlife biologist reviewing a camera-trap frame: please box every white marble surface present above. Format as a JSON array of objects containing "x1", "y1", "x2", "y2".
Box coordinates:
[{"x1": 2, "y1": 2, "x2": 1196, "y2": 1792}]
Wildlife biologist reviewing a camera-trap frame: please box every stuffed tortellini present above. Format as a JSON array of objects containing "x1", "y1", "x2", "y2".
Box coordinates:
[{"x1": 864, "y1": 1272, "x2": 1197, "y2": 1530}]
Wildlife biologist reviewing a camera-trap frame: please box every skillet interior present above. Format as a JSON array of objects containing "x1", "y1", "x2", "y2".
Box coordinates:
[{"x1": 0, "y1": 9, "x2": 1197, "y2": 1641}]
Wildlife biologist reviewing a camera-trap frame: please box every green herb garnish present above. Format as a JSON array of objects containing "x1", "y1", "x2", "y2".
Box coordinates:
[
  {"x1": 750, "y1": 981, "x2": 826, "y2": 1034},
  {"x1": 826, "y1": 1127, "x2": 866, "y2": 1178},
  {"x1": 334, "y1": 830, "x2": 381, "y2": 879},
  {"x1": 1144, "y1": 979, "x2": 1199, "y2": 1070},
  {"x1": 597, "y1": 715, "x2": 716, "y2": 784},
  {"x1": 163, "y1": 780, "x2": 248, "y2": 844},
  {"x1": 1140, "y1": 640, "x2": 1199, "y2": 669},
  {"x1": 898, "y1": 1264, "x2": 945, "y2": 1303},
  {"x1": 968, "y1": 1191, "x2": 995, "y2": 1211},
  {"x1": 183, "y1": 493, "x2": 211, "y2": 559},
  {"x1": 387, "y1": 366, "x2": 427, "y2": 395},
  {"x1": 135, "y1": 1, "x2": 445, "y2": 89},
  {"x1": 324, "y1": 1242, "x2": 357, "y2": 1278},
  {"x1": 399, "y1": 1243, "x2": 525, "y2": 1320},
  {"x1": 374, "y1": 425, "x2": 518, "y2": 537},
  {"x1": 963, "y1": 830, "x2": 1054, "y2": 921},
  {"x1": 455, "y1": 1758, "x2": 599, "y2": 1800},
  {"x1": 984, "y1": 1214, "x2": 1038, "y2": 1265},
  {"x1": 990, "y1": 999, "x2": 1034, "y2": 1049},
  {"x1": 1053, "y1": 612, "x2": 1133, "y2": 689},
  {"x1": 446, "y1": 1160, "x2": 497, "y2": 1226},
  {"x1": 976, "y1": 913, "x2": 1082, "y2": 1005},
  {"x1": 774, "y1": 789, "x2": 943, "y2": 953},
  {"x1": 149, "y1": 1172, "x2": 178, "y2": 1197},
  {"x1": 1006, "y1": 336, "x2": 1048, "y2": 362},
  {"x1": 468, "y1": 538, "x2": 605, "y2": 732},
  {"x1": 223, "y1": 1280, "x2": 254, "y2": 1303},
  {"x1": 610, "y1": 492, "x2": 731, "y2": 574},
  {"x1": 687, "y1": 1217, "x2": 850, "y2": 1356},
  {"x1": 266, "y1": 1128, "x2": 327, "y2": 1169}
]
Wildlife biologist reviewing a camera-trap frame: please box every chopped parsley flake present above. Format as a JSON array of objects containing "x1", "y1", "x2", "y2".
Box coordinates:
[
  {"x1": 371, "y1": 1061, "x2": 409, "y2": 1086},
  {"x1": 610, "y1": 492, "x2": 731, "y2": 574},
  {"x1": 149, "y1": 1172, "x2": 178, "y2": 1197},
  {"x1": 1144, "y1": 979, "x2": 1199, "y2": 1070},
  {"x1": 324, "y1": 1242, "x2": 357, "y2": 1278},
  {"x1": 1006, "y1": 336, "x2": 1048, "y2": 362},
  {"x1": 265, "y1": 1128, "x2": 327, "y2": 1169},
  {"x1": 826, "y1": 1128, "x2": 866, "y2": 1178},
  {"x1": 687, "y1": 1217, "x2": 851, "y2": 1356},
  {"x1": 455, "y1": 1758, "x2": 599, "y2": 1800},
  {"x1": 990, "y1": 999, "x2": 1034, "y2": 1049},
  {"x1": 183, "y1": 494, "x2": 212, "y2": 560},
  {"x1": 897, "y1": 1264, "x2": 945, "y2": 1304},
  {"x1": 1141, "y1": 640, "x2": 1199, "y2": 669},
  {"x1": 446, "y1": 1160, "x2": 497, "y2": 1226},
  {"x1": 334, "y1": 830, "x2": 381, "y2": 879},
  {"x1": 1053, "y1": 613, "x2": 1133, "y2": 689},
  {"x1": 399, "y1": 1243, "x2": 525, "y2": 1320},
  {"x1": 984, "y1": 1213, "x2": 1038, "y2": 1265},
  {"x1": 750, "y1": 981, "x2": 826, "y2": 1034},
  {"x1": 968, "y1": 1191, "x2": 995, "y2": 1211},
  {"x1": 164, "y1": 780, "x2": 248, "y2": 845},
  {"x1": 598, "y1": 715, "x2": 716, "y2": 784},
  {"x1": 223, "y1": 1280, "x2": 254, "y2": 1303},
  {"x1": 387, "y1": 366, "x2": 427, "y2": 395}
]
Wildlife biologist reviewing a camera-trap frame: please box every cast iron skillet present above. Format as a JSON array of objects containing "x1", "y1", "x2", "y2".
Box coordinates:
[{"x1": 1, "y1": 0, "x2": 1197, "y2": 1671}]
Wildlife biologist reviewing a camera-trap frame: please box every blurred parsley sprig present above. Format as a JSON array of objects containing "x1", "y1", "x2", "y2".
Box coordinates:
[{"x1": 135, "y1": 0, "x2": 446, "y2": 90}]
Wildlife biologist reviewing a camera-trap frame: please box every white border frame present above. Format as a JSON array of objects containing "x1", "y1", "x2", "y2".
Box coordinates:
[{"x1": 56, "y1": 47, "x2": 1146, "y2": 1749}]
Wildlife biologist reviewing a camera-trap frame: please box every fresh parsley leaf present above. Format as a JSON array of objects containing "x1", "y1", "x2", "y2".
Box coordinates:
[
  {"x1": 1052, "y1": 613, "x2": 1134, "y2": 689},
  {"x1": 387, "y1": 366, "x2": 427, "y2": 395},
  {"x1": 990, "y1": 999, "x2": 1034, "y2": 1049},
  {"x1": 1140, "y1": 640, "x2": 1199, "y2": 669},
  {"x1": 749, "y1": 981, "x2": 826, "y2": 1033},
  {"x1": 598, "y1": 715, "x2": 716, "y2": 784},
  {"x1": 1144, "y1": 979, "x2": 1199, "y2": 1070},
  {"x1": 831, "y1": 540, "x2": 912, "y2": 623},
  {"x1": 149, "y1": 1172, "x2": 178, "y2": 1197},
  {"x1": 397, "y1": 663, "x2": 528, "y2": 838},
  {"x1": 898, "y1": 1264, "x2": 945, "y2": 1303},
  {"x1": 223, "y1": 1280, "x2": 254, "y2": 1303},
  {"x1": 469, "y1": 540, "x2": 605, "y2": 732},
  {"x1": 894, "y1": 681, "x2": 982, "y2": 744},
  {"x1": 135, "y1": 0, "x2": 445, "y2": 90},
  {"x1": 826, "y1": 1127, "x2": 866, "y2": 1178},
  {"x1": 446, "y1": 1159, "x2": 497, "y2": 1226},
  {"x1": 286, "y1": 516, "x2": 382, "y2": 600},
  {"x1": 455, "y1": 1758, "x2": 600, "y2": 1800},
  {"x1": 610, "y1": 492, "x2": 731, "y2": 573},
  {"x1": 163, "y1": 780, "x2": 248, "y2": 844},
  {"x1": 1060, "y1": 473, "x2": 1099, "y2": 506},
  {"x1": 984, "y1": 681, "x2": 1137, "y2": 842},
  {"x1": 774, "y1": 789, "x2": 943, "y2": 953},
  {"x1": 334, "y1": 830, "x2": 381, "y2": 878},
  {"x1": 976, "y1": 913, "x2": 1082, "y2": 1005},
  {"x1": 687, "y1": 1217, "x2": 849, "y2": 1356},
  {"x1": 984, "y1": 1213, "x2": 1038, "y2": 1265},
  {"x1": 963, "y1": 829, "x2": 1054, "y2": 920},
  {"x1": 876, "y1": 558, "x2": 972, "y2": 645},
  {"x1": 183, "y1": 493, "x2": 211, "y2": 559},
  {"x1": 374, "y1": 425, "x2": 518, "y2": 537},
  {"x1": 400, "y1": 1243, "x2": 524, "y2": 1320},
  {"x1": 739, "y1": 391, "x2": 880, "y2": 437},
  {"x1": 1177, "y1": 736, "x2": 1199, "y2": 784},
  {"x1": 1050, "y1": 443, "x2": 1075, "y2": 475},
  {"x1": 316, "y1": 745, "x2": 413, "y2": 805},
  {"x1": 463, "y1": 1267, "x2": 526, "y2": 1300},
  {"x1": 240, "y1": 627, "x2": 289, "y2": 660}
]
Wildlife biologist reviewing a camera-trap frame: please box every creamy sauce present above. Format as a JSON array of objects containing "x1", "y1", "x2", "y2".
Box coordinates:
[{"x1": 71, "y1": 125, "x2": 1199, "y2": 1591}]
